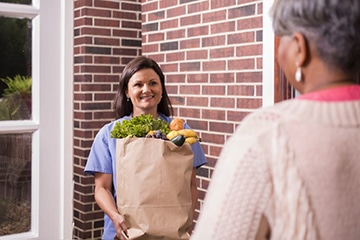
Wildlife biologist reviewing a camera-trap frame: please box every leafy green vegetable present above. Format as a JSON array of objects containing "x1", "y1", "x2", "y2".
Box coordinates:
[{"x1": 110, "y1": 114, "x2": 171, "y2": 138}]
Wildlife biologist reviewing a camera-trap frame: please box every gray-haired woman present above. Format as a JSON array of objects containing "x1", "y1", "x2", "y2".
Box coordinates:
[{"x1": 192, "y1": 0, "x2": 360, "y2": 239}]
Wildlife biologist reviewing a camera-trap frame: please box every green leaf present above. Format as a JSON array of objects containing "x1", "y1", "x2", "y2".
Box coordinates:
[
  {"x1": 110, "y1": 114, "x2": 170, "y2": 138},
  {"x1": 1, "y1": 75, "x2": 32, "y2": 97}
]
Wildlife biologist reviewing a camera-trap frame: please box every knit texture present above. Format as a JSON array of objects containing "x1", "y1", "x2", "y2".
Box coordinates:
[{"x1": 192, "y1": 97, "x2": 360, "y2": 240}]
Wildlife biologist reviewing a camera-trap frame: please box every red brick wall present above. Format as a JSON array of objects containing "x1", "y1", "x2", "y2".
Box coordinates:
[
  {"x1": 73, "y1": 0, "x2": 263, "y2": 238},
  {"x1": 142, "y1": 0, "x2": 263, "y2": 224},
  {"x1": 73, "y1": 0, "x2": 142, "y2": 238}
]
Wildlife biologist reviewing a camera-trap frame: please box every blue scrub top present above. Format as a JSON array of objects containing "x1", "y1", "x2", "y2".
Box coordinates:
[{"x1": 84, "y1": 113, "x2": 207, "y2": 240}]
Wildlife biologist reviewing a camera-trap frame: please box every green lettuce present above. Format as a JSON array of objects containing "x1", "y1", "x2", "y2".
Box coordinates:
[{"x1": 110, "y1": 114, "x2": 170, "y2": 138}]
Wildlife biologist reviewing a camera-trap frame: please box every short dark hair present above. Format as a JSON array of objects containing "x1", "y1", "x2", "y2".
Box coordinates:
[
  {"x1": 114, "y1": 56, "x2": 173, "y2": 118},
  {"x1": 271, "y1": 0, "x2": 360, "y2": 75}
]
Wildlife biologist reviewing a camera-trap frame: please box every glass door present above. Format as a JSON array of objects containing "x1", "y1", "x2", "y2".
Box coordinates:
[
  {"x1": 0, "y1": 0, "x2": 73, "y2": 239},
  {"x1": 0, "y1": 2, "x2": 35, "y2": 237}
]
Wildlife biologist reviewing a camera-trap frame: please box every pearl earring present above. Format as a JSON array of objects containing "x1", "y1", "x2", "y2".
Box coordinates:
[{"x1": 295, "y1": 66, "x2": 302, "y2": 82}]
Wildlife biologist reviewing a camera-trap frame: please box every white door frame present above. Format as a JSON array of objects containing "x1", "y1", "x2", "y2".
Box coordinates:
[
  {"x1": 262, "y1": 0, "x2": 275, "y2": 108},
  {"x1": 0, "y1": 0, "x2": 73, "y2": 239}
]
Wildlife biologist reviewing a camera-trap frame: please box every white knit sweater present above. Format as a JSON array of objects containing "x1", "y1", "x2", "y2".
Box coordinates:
[{"x1": 191, "y1": 95, "x2": 360, "y2": 240}]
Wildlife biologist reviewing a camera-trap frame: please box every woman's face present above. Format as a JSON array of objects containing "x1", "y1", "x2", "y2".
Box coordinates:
[{"x1": 126, "y1": 68, "x2": 163, "y2": 117}]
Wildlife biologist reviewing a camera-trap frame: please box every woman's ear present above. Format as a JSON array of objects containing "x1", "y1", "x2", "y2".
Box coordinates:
[{"x1": 291, "y1": 32, "x2": 309, "y2": 67}]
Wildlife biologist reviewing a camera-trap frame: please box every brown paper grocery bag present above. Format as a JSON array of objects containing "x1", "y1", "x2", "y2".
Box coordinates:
[{"x1": 116, "y1": 138, "x2": 194, "y2": 240}]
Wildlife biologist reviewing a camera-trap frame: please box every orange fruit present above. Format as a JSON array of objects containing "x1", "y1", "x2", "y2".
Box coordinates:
[{"x1": 169, "y1": 118, "x2": 184, "y2": 131}]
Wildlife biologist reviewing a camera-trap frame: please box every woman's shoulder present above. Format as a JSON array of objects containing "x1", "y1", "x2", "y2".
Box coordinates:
[
  {"x1": 242, "y1": 99, "x2": 300, "y2": 124},
  {"x1": 158, "y1": 113, "x2": 172, "y2": 123}
]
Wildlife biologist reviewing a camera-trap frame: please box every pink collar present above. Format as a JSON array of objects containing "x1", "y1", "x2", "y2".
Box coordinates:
[{"x1": 298, "y1": 85, "x2": 360, "y2": 102}]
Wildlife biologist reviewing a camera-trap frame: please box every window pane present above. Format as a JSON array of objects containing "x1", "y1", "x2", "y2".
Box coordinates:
[
  {"x1": 0, "y1": 0, "x2": 31, "y2": 5},
  {"x1": 0, "y1": 133, "x2": 31, "y2": 236},
  {"x1": 0, "y1": 17, "x2": 32, "y2": 120}
]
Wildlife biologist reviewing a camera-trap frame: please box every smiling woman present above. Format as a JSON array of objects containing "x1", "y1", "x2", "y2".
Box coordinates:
[
  {"x1": 114, "y1": 56, "x2": 173, "y2": 119},
  {"x1": 84, "y1": 56, "x2": 207, "y2": 240},
  {"x1": 126, "y1": 68, "x2": 163, "y2": 118}
]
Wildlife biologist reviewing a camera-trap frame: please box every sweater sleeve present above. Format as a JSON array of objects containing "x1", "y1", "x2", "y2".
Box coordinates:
[{"x1": 191, "y1": 119, "x2": 272, "y2": 239}]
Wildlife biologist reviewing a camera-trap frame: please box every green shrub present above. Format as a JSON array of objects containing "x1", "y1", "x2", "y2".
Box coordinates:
[
  {"x1": 0, "y1": 75, "x2": 31, "y2": 120},
  {"x1": 1, "y1": 75, "x2": 31, "y2": 97}
]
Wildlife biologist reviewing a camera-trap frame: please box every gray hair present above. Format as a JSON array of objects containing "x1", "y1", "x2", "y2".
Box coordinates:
[{"x1": 271, "y1": 0, "x2": 360, "y2": 75}]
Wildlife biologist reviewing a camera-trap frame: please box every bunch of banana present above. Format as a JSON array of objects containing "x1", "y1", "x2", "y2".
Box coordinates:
[{"x1": 166, "y1": 129, "x2": 201, "y2": 145}]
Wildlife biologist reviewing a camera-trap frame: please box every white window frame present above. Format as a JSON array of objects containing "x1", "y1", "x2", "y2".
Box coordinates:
[{"x1": 0, "y1": 1, "x2": 73, "y2": 239}]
